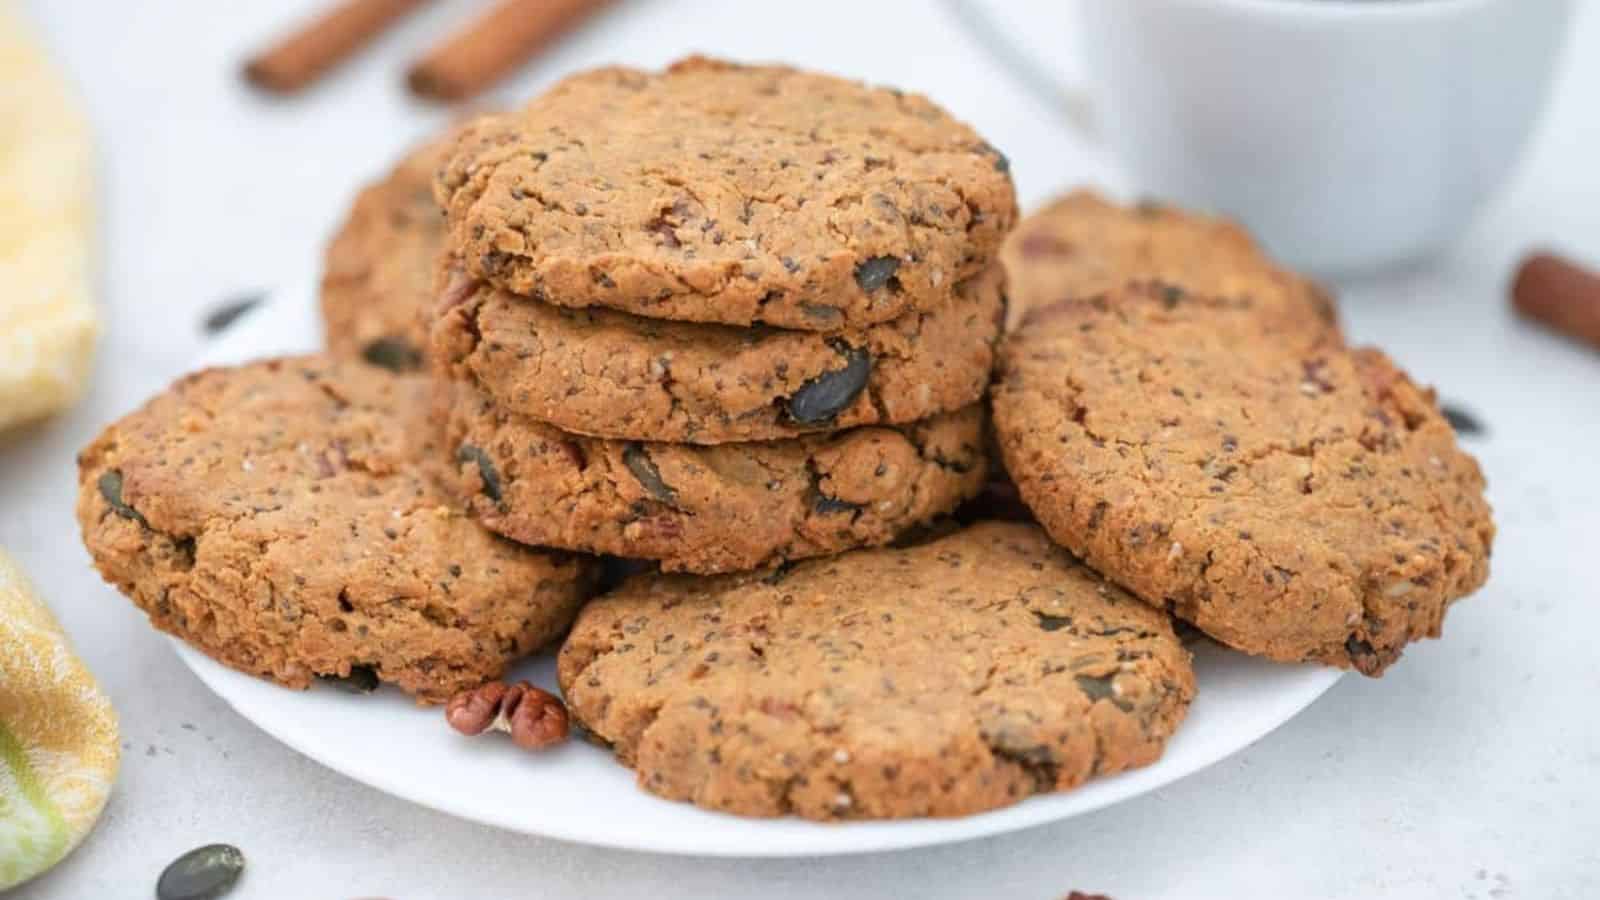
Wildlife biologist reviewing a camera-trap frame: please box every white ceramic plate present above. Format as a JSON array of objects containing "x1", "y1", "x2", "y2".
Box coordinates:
[{"x1": 169, "y1": 279, "x2": 1342, "y2": 857}]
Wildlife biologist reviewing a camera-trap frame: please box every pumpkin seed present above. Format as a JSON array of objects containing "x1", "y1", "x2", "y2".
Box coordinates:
[
  {"x1": 622, "y1": 443, "x2": 677, "y2": 505},
  {"x1": 852, "y1": 256, "x2": 901, "y2": 293},
  {"x1": 979, "y1": 141, "x2": 1010, "y2": 173},
  {"x1": 201, "y1": 294, "x2": 263, "y2": 336},
  {"x1": 456, "y1": 445, "x2": 502, "y2": 503},
  {"x1": 156, "y1": 843, "x2": 244, "y2": 900},
  {"x1": 1033, "y1": 611, "x2": 1071, "y2": 632},
  {"x1": 360, "y1": 338, "x2": 423, "y2": 372},
  {"x1": 812, "y1": 495, "x2": 860, "y2": 515},
  {"x1": 1075, "y1": 675, "x2": 1114, "y2": 701},
  {"x1": 787, "y1": 344, "x2": 872, "y2": 425},
  {"x1": 1440, "y1": 402, "x2": 1485, "y2": 436},
  {"x1": 98, "y1": 470, "x2": 149, "y2": 528}
]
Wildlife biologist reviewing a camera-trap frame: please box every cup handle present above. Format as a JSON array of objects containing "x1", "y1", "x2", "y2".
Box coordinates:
[{"x1": 939, "y1": 0, "x2": 1098, "y2": 143}]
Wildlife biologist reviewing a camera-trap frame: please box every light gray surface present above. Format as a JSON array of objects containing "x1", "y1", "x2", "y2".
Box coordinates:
[{"x1": 5, "y1": 1, "x2": 1597, "y2": 897}]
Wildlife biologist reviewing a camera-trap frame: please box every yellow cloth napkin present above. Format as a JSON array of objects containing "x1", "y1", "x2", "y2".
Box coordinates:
[
  {"x1": 0, "y1": 549, "x2": 119, "y2": 889},
  {"x1": 0, "y1": 1, "x2": 99, "y2": 433}
]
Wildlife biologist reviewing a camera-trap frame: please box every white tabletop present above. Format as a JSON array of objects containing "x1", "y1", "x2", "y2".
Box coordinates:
[{"x1": 6, "y1": 2, "x2": 1598, "y2": 897}]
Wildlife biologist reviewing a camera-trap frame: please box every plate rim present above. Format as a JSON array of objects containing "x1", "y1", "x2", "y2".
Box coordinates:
[{"x1": 173, "y1": 640, "x2": 1342, "y2": 857}]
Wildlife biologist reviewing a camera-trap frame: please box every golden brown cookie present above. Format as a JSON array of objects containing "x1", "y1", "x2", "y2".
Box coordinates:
[
  {"x1": 77, "y1": 355, "x2": 596, "y2": 704},
  {"x1": 435, "y1": 57, "x2": 1017, "y2": 331},
  {"x1": 1000, "y1": 190, "x2": 1339, "y2": 335},
  {"x1": 320, "y1": 133, "x2": 449, "y2": 369},
  {"x1": 558, "y1": 521, "x2": 1195, "y2": 820},
  {"x1": 440, "y1": 383, "x2": 987, "y2": 574},
  {"x1": 993, "y1": 284, "x2": 1494, "y2": 674},
  {"x1": 431, "y1": 263, "x2": 1004, "y2": 444}
]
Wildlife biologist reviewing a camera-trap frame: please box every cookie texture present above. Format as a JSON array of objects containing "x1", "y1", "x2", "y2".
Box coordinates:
[
  {"x1": 999, "y1": 190, "x2": 1339, "y2": 335},
  {"x1": 320, "y1": 133, "x2": 449, "y2": 369},
  {"x1": 558, "y1": 521, "x2": 1195, "y2": 820},
  {"x1": 431, "y1": 263, "x2": 1004, "y2": 443},
  {"x1": 77, "y1": 355, "x2": 596, "y2": 703},
  {"x1": 436, "y1": 56, "x2": 1017, "y2": 331},
  {"x1": 993, "y1": 284, "x2": 1494, "y2": 674},
  {"x1": 441, "y1": 383, "x2": 987, "y2": 574}
]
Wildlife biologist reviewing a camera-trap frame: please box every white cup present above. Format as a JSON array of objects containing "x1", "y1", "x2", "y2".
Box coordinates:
[{"x1": 1067, "y1": 0, "x2": 1574, "y2": 274}]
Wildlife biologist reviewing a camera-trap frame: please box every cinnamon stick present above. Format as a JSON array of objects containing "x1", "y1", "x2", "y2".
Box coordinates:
[
  {"x1": 1512, "y1": 251, "x2": 1600, "y2": 350},
  {"x1": 407, "y1": 0, "x2": 614, "y2": 102},
  {"x1": 244, "y1": 0, "x2": 431, "y2": 94}
]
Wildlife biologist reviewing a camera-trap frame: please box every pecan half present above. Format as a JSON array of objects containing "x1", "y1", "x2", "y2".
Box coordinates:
[{"x1": 445, "y1": 680, "x2": 569, "y2": 750}]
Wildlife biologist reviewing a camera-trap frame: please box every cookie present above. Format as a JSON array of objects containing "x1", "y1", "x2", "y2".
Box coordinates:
[
  {"x1": 435, "y1": 56, "x2": 1017, "y2": 331},
  {"x1": 999, "y1": 190, "x2": 1339, "y2": 334},
  {"x1": 431, "y1": 262, "x2": 1004, "y2": 443},
  {"x1": 77, "y1": 355, "x2": 596, "y2": 703},
  {"x1": 558, "y1": 521, "x2": 1195, "y2": 820},
  {"x1": 992, "y1": 284, "x2": 1494, "y2": 674},
  {"x1": 441, "y1": 383, "x2": 987, "y2": 573},
  {"x1": 320, "y1": 133, "x2": 449, "y2": 369}
]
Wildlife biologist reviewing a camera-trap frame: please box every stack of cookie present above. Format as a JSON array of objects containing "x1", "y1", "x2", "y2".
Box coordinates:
[{"x1": 423, "y1": 57, "x2": 1018, "y2": 573}]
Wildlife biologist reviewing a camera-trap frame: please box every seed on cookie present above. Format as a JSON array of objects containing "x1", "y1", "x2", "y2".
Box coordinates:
[
  {"x1": 97, "y1": 469, "x2": 148, "y2": 527},
  {"x1": 621, "y1": 443, "x2": 678, "y2": 505},
  {"x1": 456, "y1": 443, "x2": 504, "y2": 505},
  {"x1": 786, "y1": 344, "x2": 873, "y2": 426},
  {"x1": 360, "y1": 337, "x2": 423, "y2": 373},
  {"x1": 853, "y1": 256, "x2": 902, "y2": 294},
  {"x1": 558, "y1": 521, "x2": 1195, "y2": 820}
]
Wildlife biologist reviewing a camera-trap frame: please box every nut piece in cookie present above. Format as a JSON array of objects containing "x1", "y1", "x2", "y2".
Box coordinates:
[
  {"x1": 435, "y1": 56, "x2": 1018, "y2": 331},
  {"x1": 76, "y1": 355, "x2": 596, "y2": 703},
  {"x1": 1000, "y1": 190, "x2": 1339, "y2": 337},
  {"x1": 439, "y1": 382, "x2": 989, "y2": 574},
  {"x1": 993, "y1": 283, "x2": 1494, "y2": 675},
  {"x1": 429, "y1": 263, "x2": 1006, "y2": 444},
  {"x1": 559, "y1": 521, "x2": 1194, "y2": 820}
]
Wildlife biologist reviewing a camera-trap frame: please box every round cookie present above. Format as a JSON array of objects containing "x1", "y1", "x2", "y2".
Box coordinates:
[
  {"x1": 77, "y1": 355, "x2": 596, "y2": 704},
  {"x1": 435, "y1": 56, "x2": 1017, "y2": 331},
  {"x1": 320, "y1": 133, "x2": 450, "y2": 369},
  {"x1": 440, "y1": 383, "x2": 987, "y2": 574},
  {"x1": 993, "y1": 283, "x2": 1494, "y2": 675},
  {"x1": 999, "y1": 190, "x2": 1339, "y2": 335},
  {"x1": 431, "y1": 263, "x2": 1004, "y2": 443},
  {"x1": 558, "y1": 521, "x2": 1195, "y2": 820}
]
